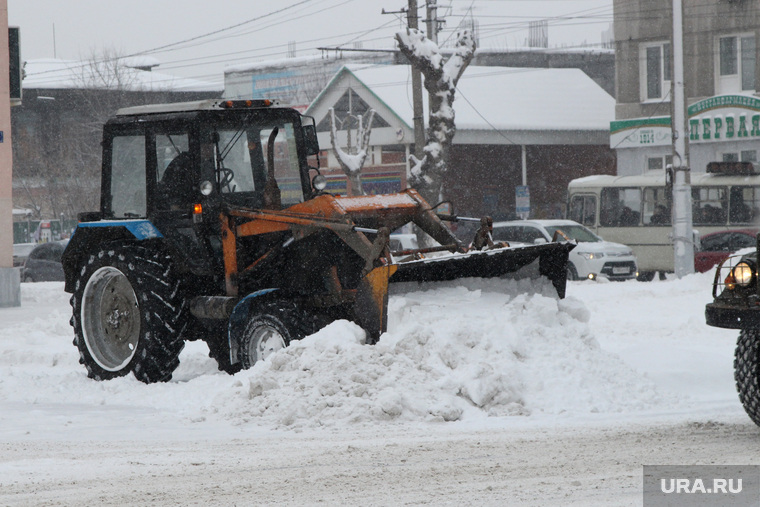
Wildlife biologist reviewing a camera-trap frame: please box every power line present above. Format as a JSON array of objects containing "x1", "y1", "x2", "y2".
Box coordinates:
[
  {"x1": 130, "y1": 0, "x2": 317, "y2": 55},
  {"x1": 25, "y1": 0, "x2": 322, "y2": 77}
]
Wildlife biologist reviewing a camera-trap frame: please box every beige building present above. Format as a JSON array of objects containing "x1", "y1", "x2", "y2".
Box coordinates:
[{"x1": 612, "y1": 0, "x2": 760, "y2": 175}]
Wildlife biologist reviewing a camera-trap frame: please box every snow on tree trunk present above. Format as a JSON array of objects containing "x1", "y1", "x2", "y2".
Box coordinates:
[
  {"x1": 328, "y1": 107, "x2": 375, "y2": 196},
  {"x1": 395, "y1": 28, "x2": 476, "y2": 206}
]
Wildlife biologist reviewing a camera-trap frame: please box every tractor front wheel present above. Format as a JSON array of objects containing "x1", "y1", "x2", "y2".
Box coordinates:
[
  {"x1": 70, "y1": 246, "x2": 186, "y2": 383},
  {"x1": 239, "y1": 300, "x2": 314, "y2": 369}
]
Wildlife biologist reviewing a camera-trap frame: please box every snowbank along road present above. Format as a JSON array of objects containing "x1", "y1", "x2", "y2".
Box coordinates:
[{"x1": 1, "y1": 273, "x2": 757, "y2": 505}]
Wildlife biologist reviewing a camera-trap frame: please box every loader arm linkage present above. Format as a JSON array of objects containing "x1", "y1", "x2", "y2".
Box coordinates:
[{"x1": 219, "y1": 188, "x2": 461, "y2": 296}]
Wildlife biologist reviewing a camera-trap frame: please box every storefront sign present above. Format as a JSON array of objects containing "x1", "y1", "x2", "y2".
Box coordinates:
[{"x1": 610, "y1": 95, "x2": 760, "y2": 149}]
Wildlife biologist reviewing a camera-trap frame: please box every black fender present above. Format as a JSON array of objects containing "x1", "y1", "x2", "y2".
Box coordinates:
[
  {"x1": 227, "y1": 288, "x2": 280, "y2": 365},
  {"x1": 62, "y1": 220, "x2": 165, "y2": 293}
]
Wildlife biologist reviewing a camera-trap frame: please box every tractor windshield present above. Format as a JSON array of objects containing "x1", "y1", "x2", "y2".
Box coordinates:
[{"x1": 209, "y1": 120, "x2": 305, "y2": 206}]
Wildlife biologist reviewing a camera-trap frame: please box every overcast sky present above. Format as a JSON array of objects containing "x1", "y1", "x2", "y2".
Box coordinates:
[{"x1": 9, "y1": 0, "x2": 613, "y2": 86}]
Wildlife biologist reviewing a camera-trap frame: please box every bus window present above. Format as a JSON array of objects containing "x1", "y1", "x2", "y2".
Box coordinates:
[
  {"x1": 600, "y1": 187, "x2": 641, "y2": 226},
  {"x1": 693, "y1": 187, "x2": 727, "y2": 225},
  {"x1": 729, "y1": 186, "x2": 760, "y2": 224},
  {"x1": 568, "y1": 194, "x2": 596, "y2": 226},
  {"x1": 643, "y1": 187, "x2": 670, "y2": 225}
]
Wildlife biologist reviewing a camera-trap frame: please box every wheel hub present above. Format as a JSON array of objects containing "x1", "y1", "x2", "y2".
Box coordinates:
[
  {"x1": 248, "y1": 324, "x2": 286, "y2": 363},
  {"x1": 82, "y1": 266, "x2": 141, "y2": 371}
]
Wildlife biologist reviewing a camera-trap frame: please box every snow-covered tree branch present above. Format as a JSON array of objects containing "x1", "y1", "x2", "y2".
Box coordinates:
[
  {"x1": 395, "y1": 28, "x2": 476, "y2": 205},
  {"x1": 328, "y1": 107, "x2": 376, "y2": 196}
]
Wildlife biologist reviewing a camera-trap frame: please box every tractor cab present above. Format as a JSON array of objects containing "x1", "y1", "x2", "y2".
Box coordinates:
[{"x1": 101, "y1": 99, "x2": 321, "y2": 222}]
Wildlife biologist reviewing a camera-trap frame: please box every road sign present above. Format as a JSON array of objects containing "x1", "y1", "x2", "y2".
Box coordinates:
[{"x1": 515, "y1": 185, "x2": 530, "y2": 218}]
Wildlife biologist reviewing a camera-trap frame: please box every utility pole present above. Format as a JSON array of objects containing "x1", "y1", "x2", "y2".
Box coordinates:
[
  {"x1": 425, "y1": 0, "x2": 438, "y2": 44},
  {"x1": 407, "y1": 0, "x2": 425, "y2": 160},
  {"x1": 671, "y1": 0, "x2": 694, "y2": 278}
]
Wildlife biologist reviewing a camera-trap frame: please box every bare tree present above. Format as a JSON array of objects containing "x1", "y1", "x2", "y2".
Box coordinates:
[
  {"x1": 395, "y1": 28, "x2": 476, "y2": 205},
  {"x1": 328, "y1": 107, "x2": 375, "y2": 196}
]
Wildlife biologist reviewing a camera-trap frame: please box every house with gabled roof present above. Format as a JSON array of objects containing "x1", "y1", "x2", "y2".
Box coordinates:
[{"x1": 306, "y1": 64, "x2": 616, "y2": 219}]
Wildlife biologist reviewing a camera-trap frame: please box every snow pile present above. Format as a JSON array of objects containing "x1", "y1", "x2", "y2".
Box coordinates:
[
  {"x1": 3, "y1": 275, "x2": 725, "y2": 435},
  {"x1": 207, "y1": 278, "x2": 669, "y2": 429}
]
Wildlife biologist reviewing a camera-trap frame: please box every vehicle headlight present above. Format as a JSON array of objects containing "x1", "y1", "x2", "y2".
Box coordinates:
[
  {"x1": 579, "y1": 252, "x2": 603, "y2": 260},
  {"x1": 312, "y1": 174, "x2": 327, "y2": 191},
  {"x1": 200, "y1": 180, "x2": 214, "y2": 196},
  {"x1": 732, "y1": 262, "x2": 754, "y2": 288}
]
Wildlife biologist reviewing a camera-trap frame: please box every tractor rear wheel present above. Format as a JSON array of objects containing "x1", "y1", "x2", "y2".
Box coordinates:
[
  {"x1": 70, "y1": 245, "x2": 186, "y2": 383},
  {"x1": 239, "y1": 300, "x2": 314, "y2": 369},
  {"x1": 735, "y1": 329, "x2": 760, "y2": 426}
]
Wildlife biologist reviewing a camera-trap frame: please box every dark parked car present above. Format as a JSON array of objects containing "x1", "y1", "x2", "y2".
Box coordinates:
[
  {"x1": 21, "y1": 241, "x2": 67, "y2": 282},
  {"x1": 695, "y1": 230, "x2": 758, "y2": 273},
  {"x1": 12, "y1": 242, "x2": 36, "y2": 267}
]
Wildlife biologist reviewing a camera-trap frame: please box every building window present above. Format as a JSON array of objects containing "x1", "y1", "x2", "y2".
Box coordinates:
[
  {"x1": 721, "y1": 150, "x2": 757, "y2": 163},
  {"x1": 647, "y1": 155, "x2": 672, "y2": 171},
  {"x1": 723, "y1": 152, "x2": 740, "y2": 162},
  {"x1": 717, "y1": 34, "x2": 756, "y2": 94},
  {"x1": 641, "y1": 42, "x2": 671, "y2": 101}
]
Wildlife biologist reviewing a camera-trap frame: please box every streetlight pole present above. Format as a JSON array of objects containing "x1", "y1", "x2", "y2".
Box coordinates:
[{"x1": 671, "y1": 0, "x2": 695, "y2": 278}]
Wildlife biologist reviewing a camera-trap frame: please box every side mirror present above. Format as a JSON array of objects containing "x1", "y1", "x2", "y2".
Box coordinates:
[
  {"x1": 533, "y1": 237, "x2": 548, "y2": 245},
  {"x1": 302, "y1": 125, "x2": 320, "y2": 156}
]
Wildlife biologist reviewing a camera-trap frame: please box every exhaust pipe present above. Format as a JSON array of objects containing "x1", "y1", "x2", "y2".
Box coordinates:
[{"x1": 189, "y1": 296, "x2": 237, "y2": 320}]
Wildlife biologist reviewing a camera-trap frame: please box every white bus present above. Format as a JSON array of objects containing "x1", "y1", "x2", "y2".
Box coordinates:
[{"x1": 566, "y1": 162, "x2": 760, "y2": 280}]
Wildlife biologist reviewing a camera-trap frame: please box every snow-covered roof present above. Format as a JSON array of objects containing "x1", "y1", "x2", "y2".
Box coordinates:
[
  {"x1": 474, "y1": 46, "x2": 614, "y2": 56},
  {"x1": 225, "y1": 54, "x2": 328, "y2": 75},
  {"x1": 358, "y1": 64, "x2": 611, "y2": 131},
  {"x1": 121, "y1": 55, "x2": 161, "y2": 70},
  {"x1": 307, "y1": 64, "x2": 614, "y2": 145},
  {"x1": 22, "y1": 58, "x2": 223, "y2": 92}
]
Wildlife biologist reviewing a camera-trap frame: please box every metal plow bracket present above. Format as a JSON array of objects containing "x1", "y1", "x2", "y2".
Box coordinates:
[{"x1": 389, "y1": 242, "x2": 575, "y2": 299}]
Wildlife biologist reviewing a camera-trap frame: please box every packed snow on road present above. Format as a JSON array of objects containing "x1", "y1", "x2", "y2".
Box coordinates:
[{"x1": 2, "y1": 273, "x2": 759, "y2": 506}]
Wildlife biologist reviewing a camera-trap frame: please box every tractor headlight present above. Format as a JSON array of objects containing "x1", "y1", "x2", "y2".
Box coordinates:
[
  {"x1": 312, "y1": 174, "x2": 327, "y2": 191},
  {"x1": 200, "y1": 180, "x2": 214, "y2": 196},
  {"x1": 732, "y1": 262, "x2": 754, "y2": 288}
]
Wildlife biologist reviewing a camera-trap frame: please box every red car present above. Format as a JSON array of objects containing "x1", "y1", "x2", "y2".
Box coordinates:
[{"x1": 695, "y1": 229, "x2": 758, "y2": 273}]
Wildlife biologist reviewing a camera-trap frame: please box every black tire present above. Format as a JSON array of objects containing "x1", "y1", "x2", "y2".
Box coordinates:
[
  {"x1": 637, "y1": 271, "x2": 656, "y2": 282},
  {"x1": 206, "y1": 335, "x2": 242, "y2": 375},
  {"x1": 69, "y1": 245, "x2": 186, "y2": 383},
  {"x1": 735, "y1": 329, "x2": 760, "y2": 426},
  {"x1": 566, "y1": 263, "x2": 578, "y2": 281},
  {"x1": 239, "y1": 300, "x2": 314, "y2": 370}
]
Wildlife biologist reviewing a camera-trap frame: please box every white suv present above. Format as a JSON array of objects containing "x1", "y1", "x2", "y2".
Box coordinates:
[{"x1": 491, "y1": 219, "x2": 638, "y2": 281}]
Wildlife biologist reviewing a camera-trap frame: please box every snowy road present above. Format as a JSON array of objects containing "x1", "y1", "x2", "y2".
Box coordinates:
[
  {"x1": 1, "y1": 274, "x2": 758, "y2": 505},
  {"x1": 3, "y1": 420, "x2": 760, "y2": 506}
]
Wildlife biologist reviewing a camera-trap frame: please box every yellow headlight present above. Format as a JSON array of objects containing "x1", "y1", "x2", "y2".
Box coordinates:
[{"x1": 733, "y1": 262, "x2": 754, "y2": 287}]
